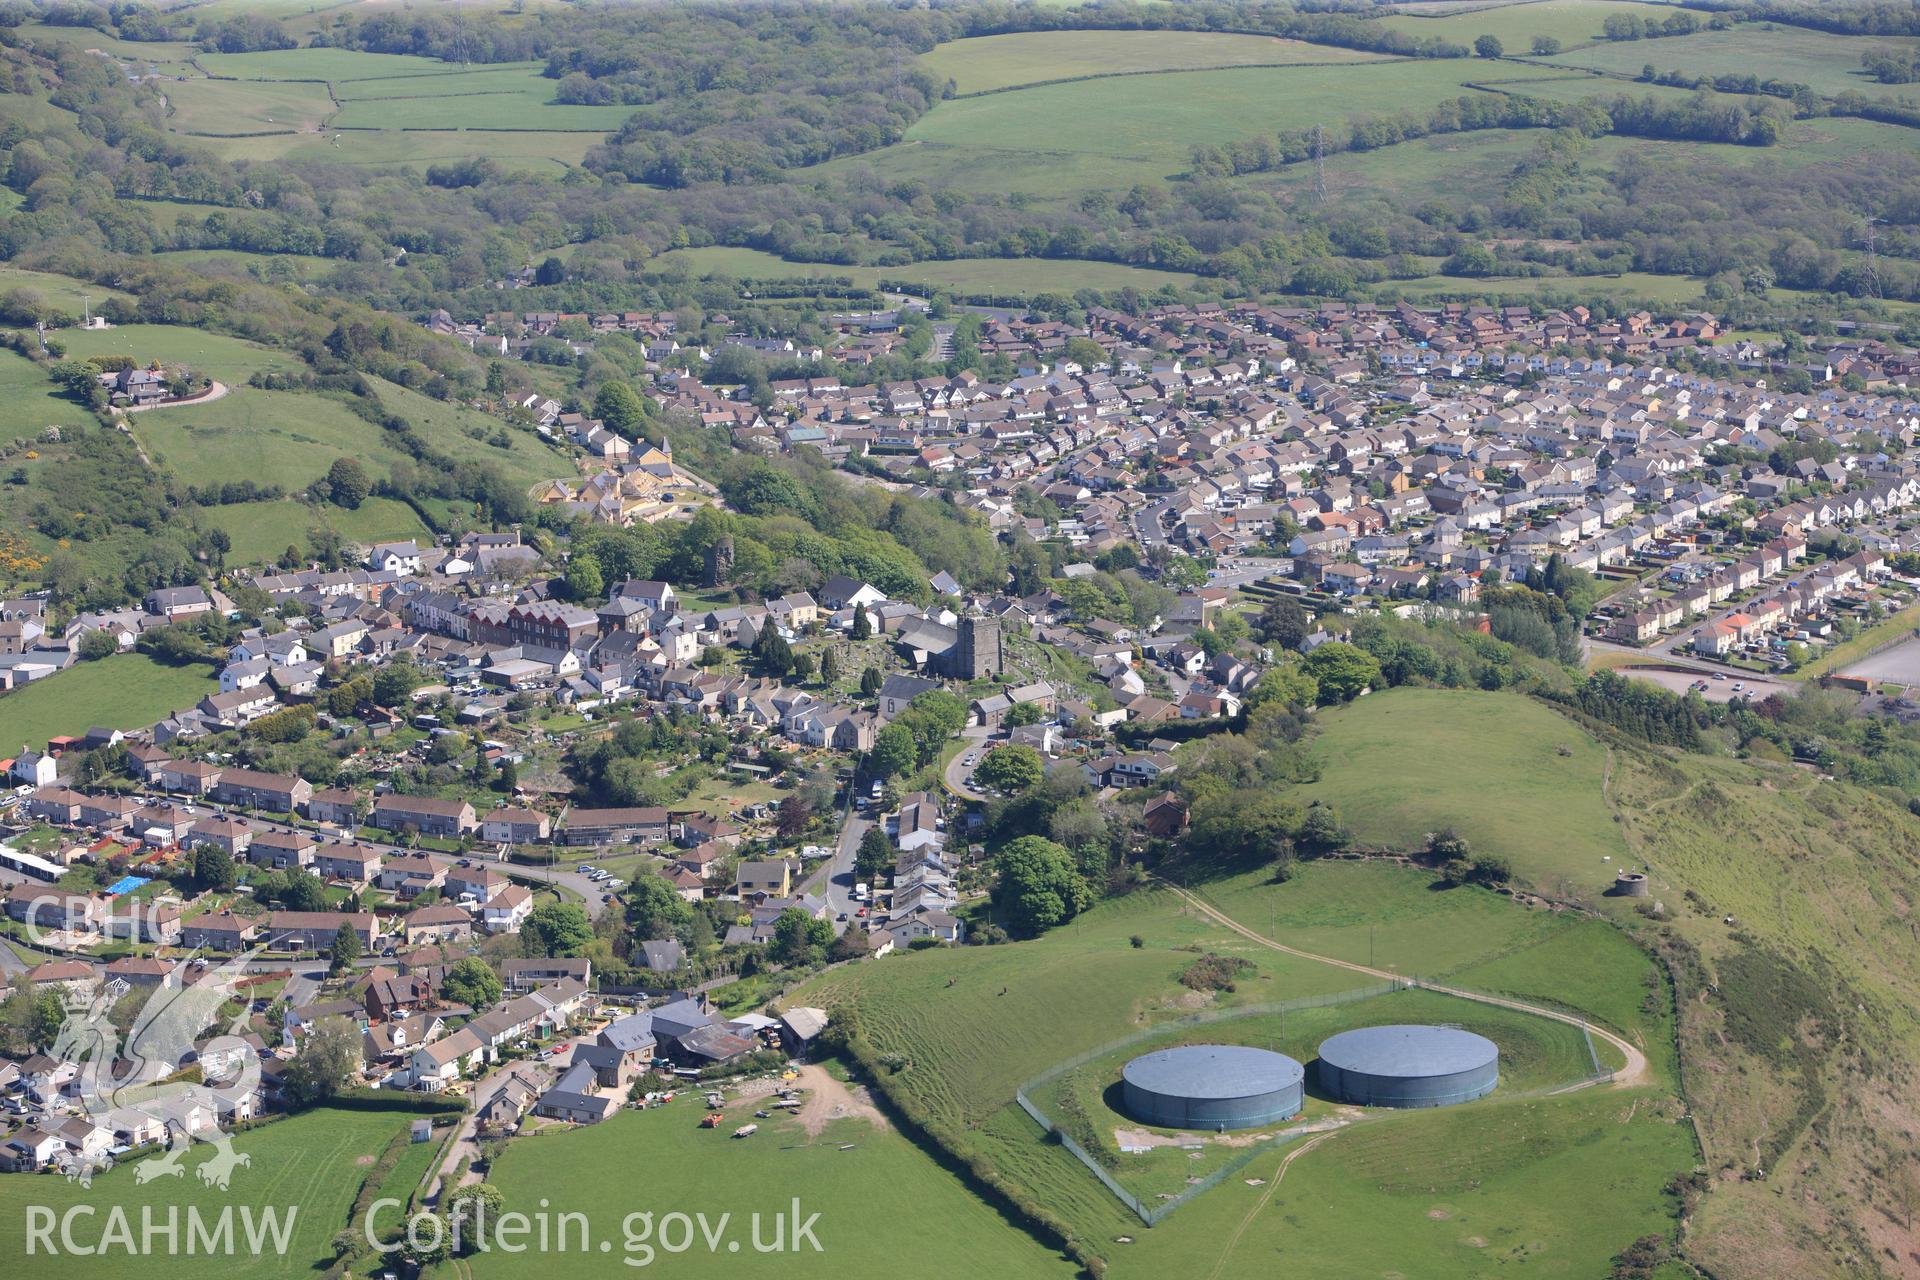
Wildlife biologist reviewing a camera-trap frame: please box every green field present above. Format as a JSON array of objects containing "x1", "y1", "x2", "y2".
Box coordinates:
[
  {"x1": 1534, "y1": 25, "x2": 1920, "y2": 98},
  {"x1": 128, "y1": 386, "x2": 404, "y2": 491},
  {"x1": 1292, "y1": 688, "x2": 1631, "y2": 898},
  {"x1": 372, "y1": 377, "x2": 575, "y2": 492},
  {"x1": 468, "y1": 1103, "x2": 1081, "y2": 1279},
  {"x1": 205, "y1": 128, "x2": 604, "y2": 173},
  {"x1": 802, "y1": 886, "x2": 1374, "y2": 1131},
  {"x1": 920, "y1": 30, "x2": 1386, "y2": 95},
  {"x1": 17, "y1": 22, "x2": 202, "y2": 68},
  {"x1": 58, "y1": 327, "x2": 572, "y2": 495},
  {"x1": 0, "y1": 654, "x2": 216, "y2": 748},
  {"x1": 165, "y1": 76, "x2": 336, "y2": 136},
  {"x1": 53, "y1": 324, "x2": 299, "y2": 386},
  {"x1": 328, "y1": 94, "x2": 635, "y2": 133},
  {"x1": 797, "y1": 855, "x2": 1685, "y2": 1276},
  {"x1": 0, "y1": 348, "x2": 94, "y2": 439},
  {"x1": 0, "y1": 1109, "x2": 427, "y2": 1280},
  {"x1": 1116, "y1": 1086, "x2": 1694, "y2": 1279},
  {"x1": 861, "y1": 59, "x2": 1583, "y2": 194},
  {"x1": 0, "y1": 263, "x2": 136, "y2": 316},
  {"x1": 178, "y1": 48, "x2": 633, "y2": 165},
  {"x1": 1386, "y1": 269, "x2": 1708, "y2": 306},
  {"x1": 198, "y1": 48, "x2": 498, "y2": 81},
  {"x1": 1374, "y1": 0, "x2": 1686, "y2": 49},
  {"x1": 647, "y1": 247, "x2": 1201, "y2": 294},
  {"x1": 207, "y1": 494, "x2": 435, "y2": 568},
  {"x1": 1245, "y1": 114, "x2": 1920, "y2": 216}
]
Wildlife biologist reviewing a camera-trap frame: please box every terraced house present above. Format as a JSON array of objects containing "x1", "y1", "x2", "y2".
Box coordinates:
[{"x1": 371, "y1": 794, "x2": 477, "y2": 839}]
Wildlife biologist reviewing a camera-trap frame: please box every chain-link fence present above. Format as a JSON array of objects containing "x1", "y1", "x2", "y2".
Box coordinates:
[
  {"x1": 1014, "y1": 981, "x2": 1406, "y2": 1226},
  {"x1": 1015, "y1": 975, "x2": 1616, "y2": 1225}
]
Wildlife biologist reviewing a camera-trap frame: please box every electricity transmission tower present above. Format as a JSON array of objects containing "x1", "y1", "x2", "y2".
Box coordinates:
[
  {"x1": 1858, "y1": 216, "x2": 1884, "y2": 300},
  {"x1": 1311, "y1": 124, "x2": 1328, "y2": 205}
]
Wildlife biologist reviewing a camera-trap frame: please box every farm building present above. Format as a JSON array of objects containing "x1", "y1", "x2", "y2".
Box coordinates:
[
  {"x1": 1120, "y1": 1044, "x2": 1304, "y2": 1131},
  {"x1": 1316, "y1": 1024, "x2": 1499, "y2": 1108}
]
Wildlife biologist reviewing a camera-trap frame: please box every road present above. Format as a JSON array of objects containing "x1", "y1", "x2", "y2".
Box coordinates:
[
  {"x1": 1160, "y1": 878, "x2": 1651, "y2": 1089},
  {"x1": 818, "y1": 809, "x2": 870, "y2": 924},
  {"x1": 1134, "y1": 497, "x2": 1172, "y2": 549},
  {"x1": 941, "y1": 726, "x2": 992, "y2": 802}
]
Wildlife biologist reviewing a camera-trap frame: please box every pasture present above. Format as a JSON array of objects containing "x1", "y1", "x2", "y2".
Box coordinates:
[
  {"x1": 1114, "y1": 1086, "x2": 1694, "y2": 1279},
  {"x1": 16, "y1": 21, "x2": 202, "y2": 70},
  {"x1": 207, "y1": 494, "x2": 435, "y2": 569},
  {"x1": 920, "y1": 30, "x2": 1386, "y2": 96},
  {"x1": 0, "y1": 654, "x2": 216, "y2": 749},
  {"x1": 1292, "y1": 687, "x2": 1631, "y2": 897},
  {"x1": 468, "y1": 1103, "x2": 1081, "y2": 1279},
  {"x1": 127, "y1": 386, "x2": 407, "y2": 492},
  {"x1": 164, "y1": 76, "x2": 335, "y2": 137},
  {"x1": 53, "y1": 324, "x2": 297, "y2": 386},
  {"x1": 1372, "y1": 0, "x2": 1685, "y2": 49},
  {"x1": 646, "y1": 247, "x2": 1201, "y2": 295},
  {"x1": 887, "y1": 60, "x2": 1582, "y2": 192},
  {"x1": 179, "y1": 48, "x2": 632, "y2": 168},
  {"x1": 209, "y1": 128, "x2": 603, "y2": 173},
  {"x1": 0, "y1": 1108, "x2": 429, "y2": 1280},
  {"x1": 372, "y1": 377, "x2": 576, "y2": 492},
  {"x1": 0, "y1": 348, "x2": 95, "y2": 439},
  {"x1": 0, "y1": 263, "x2": 135, "y2": 316},
  {"x1": 1535, "y1": 25, "x2": 1920, "y2": 99}
]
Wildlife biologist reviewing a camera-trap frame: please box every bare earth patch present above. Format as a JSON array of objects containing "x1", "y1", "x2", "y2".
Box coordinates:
[{"x1": 794, "y1": 1064, "x2": 888, "y2": 1138}]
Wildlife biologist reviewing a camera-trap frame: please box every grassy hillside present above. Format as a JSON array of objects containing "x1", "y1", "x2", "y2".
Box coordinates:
[
  {"x1": 1535, "y1": 26, "x2": 1920, "y2": 98},
  {"x1": 0, "y1": 348, "x2": 94, "y2": 439},
  {"x1": 206, "y1": 494, "x2": 435, "y2": 569},
  {"x1": 920, "y1": 30, "x2": 1386, "y2": 95},
  {"x1": 1117, "y1": 1087, "x2": 1694, "y2": 1279},
  {"x1": 1374, "y1": 0, "x2": 1684, "y2": 49},
  {"x1": 1282, "y1": 687, "x2": 1920, "y2": 1276},
  {"x1": 889, "y1": 60, "x2": 1579, "y2": 193},
  {"x1": 1292, "y1": 687, "x2": 1631, "y2": 897},
  {"x1": 797, "y1": 859, "x2": 1688, "y2": 1276},
  {"x1": 53, "y1": 323, "x2": 300, "y2": 385},
  {"x1": 647, "y1": 247, "x2": 1201, "y2": 294}
]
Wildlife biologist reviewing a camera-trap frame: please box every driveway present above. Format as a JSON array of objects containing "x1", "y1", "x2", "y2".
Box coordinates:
[{"x1": 427, "y1": 1060, "x2": 551, "y2": 1203}]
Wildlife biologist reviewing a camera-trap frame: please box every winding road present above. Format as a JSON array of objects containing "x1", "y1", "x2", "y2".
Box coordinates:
[{"x1": 1156, "y1": 878, "x2": 1652, "y2": 1089}]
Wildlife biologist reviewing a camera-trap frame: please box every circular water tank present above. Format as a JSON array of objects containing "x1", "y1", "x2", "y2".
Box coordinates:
[
  {"x1": 1121, "y1": 1043, "x2": 1304, "y2": 1131},
  {"x1": 1317, "y1": 1024, "x2": 1499, "y2": 1108}
]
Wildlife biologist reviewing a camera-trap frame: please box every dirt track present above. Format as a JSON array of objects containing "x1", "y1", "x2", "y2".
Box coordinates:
[{"x1": 1159, "y1": 880, "x2": 1652, "y2": 1089}]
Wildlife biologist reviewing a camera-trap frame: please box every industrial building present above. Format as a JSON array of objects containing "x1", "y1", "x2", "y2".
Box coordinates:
[
  {"x1": 1121, "y1": 1043, "x2": 1305, "y2": 1131},
  {"x1": 1316, "y1": 1024, "x2": 1499, "y2": 1108}
]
